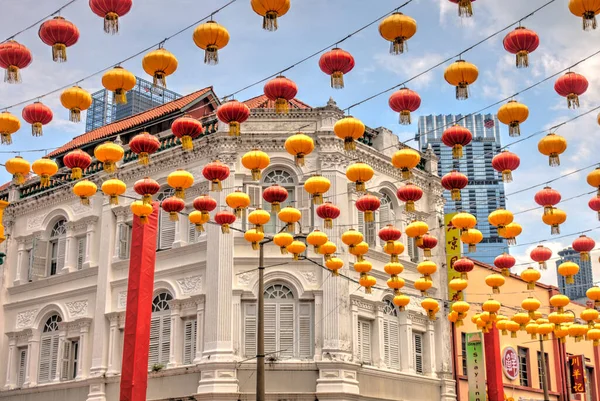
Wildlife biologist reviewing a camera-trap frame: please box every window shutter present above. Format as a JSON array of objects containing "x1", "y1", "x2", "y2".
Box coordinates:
[
  {"x1": 279, "y1": 303, "x2": 294, "y2": 358},
  {"x1": 244, "y1": 184, "x2": 262, "y2": 231},
  {"x1": 61, "y1": 341, "x2": 71, "y2": 381},
  {"x1": 383, "y1": 320, "x2": 400, "y2": 369},
  {"x1": 244, "y1": 304, "x2": 257, "y2": 357},
  {"x1": 297, "y1": 185, "x2": 311, "y2": 232},
  {"x1": 31, "y1": 239, "x2": 48, "y2": 280},
  {"x1": 17, "y1": 348, "x2": 27, "y2": 387},
  {"x1": 77, "y1": 237, "x2": 86, "y2": 270},
  {"x1": 408, "y1": 237, "x2": 417, "y2": 262},
  {"x1": 298, "y1": 303, "x2": 313, "y2": 358},
  {"x1": 158, "y1": 211, "x2": 176, "y2": 250},
  {"x1": 39, "y1": 336, "x2": 52, "y2": 383},
  {"x1": 56, "y1": 237, "x2": 67, "y2": 272},
  {"x1": 183, "y1": 320, "x2": 197, "y2": 364},
  {"x1": 148, "y1": 316, "x2": 160, "y2": 369},
  {"x1": 118, "y1": 224, "x2": 131, "y2": 259},
  {"x1": 357, "y1": 320, "x2": 371, "y2": 364},
  {"x1": 264, "y1": 304, "x2": 277, "y2": 357},
  {"x1": 414, "y1": 332, "x2": 423, "y2": 373},
  {"x1": 358, "y1": 210, "x2": 365, "y2": 234},
  {"x1": 49, "y1": 336, "x2": 59, "y2": 381},
  {"x1": 160, "y1": 315, "x2": 171, "y2": 365}
]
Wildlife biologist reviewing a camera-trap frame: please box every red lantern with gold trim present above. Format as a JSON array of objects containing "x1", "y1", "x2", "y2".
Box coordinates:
[
  {"x1": 453, "y1": 257, "x2": 474, "y2": 279},
  {"x1": 22, "y1": 102, "x2": 53, "y2": 136},
  {"x1": 502, "y1": 26, "x2": 539, "y2": 68},
  {"x1": 589, "y1": 196, "x2": 600, "y2": 221},
  {"x1": 193, "y1": 195, "x2": 217, "y2": 219},
  {"x1": 396, "y1": 183, "x2": 423, "y2": 212},
  {"x1": 378, "y1": 225, "x2": 402, "y2": 246},
  {"x1": 264, "y1": 75, "x2": 298, "y2": 114},
  {"x1": 38, "y1": 16, "x2": 80, "y2": 62},
  {"x1": 494, "y1": 253, "x2": 516, "y2": 277},
  {"x1": 388, "y1": 88, "x2": 421, "y2": 125},
  {"x1": 319, "y1": 48, "x2": 355, "y2": 89},
  {"x1": 171, "y1": 116, "x2": 203, "y2": 151},
  {"x1": 215, "y1": 210, "x2": 236, "y2": 234},
  {"x1": 217, "y1": 100, "x2": 250, "y2": 137},
  {"x1": 63, "y1": 149, "x2": 92, "y2": 180},
  {"x1": 449, "y1": 0, "x2": 475, "y2": 17},
  {"x1": 356, "y1": 194, "x2": 380, "y2": 223},
  {"x1": 129, "y1": 132, "x2": 160, "y2": 165},
  {"x1": 535, "y1": 187, "x2": 561, "y2": 215},
  {"x1": 262, "y1": 184, "x2": 288, "y2": 213},
  {"x1": 89, "y1": 0, "x2": 133, "y2": 34},
  {"x1": 441, "y1": 170, "x2": 468, "y2": 201},
  {"x1": 492, "y1": 150, "x2": 520, "y2": 183},
  {"x1": 0, "y1": 40, "x2": 32, "y2": 83},
  {"x1": 555, "y1": 71, "x2": 588, "y2": 109},
  {"x1": 530, "y1": 245, "x2": 552, "y2": 270},
  {"x1": 161, "y1": 196, "x2": 185, "y2": 222},
  {"x1": 134, "y1": 177, "x2": 160, "y2": 204},
  {"x1": 572, "y1": 235, "x2": 595, "y2": 262},
  {"x1": 316, "y1": 202, "x2": 340, "y2": 229},
  {"x1": 418, "y1": 234, "x2": 438, "y2": 257},
  {"x1": 442, "y1": 125, "x2": 472, "y2": 159},
  {"x1": 203, "y1": 160, "x2": 230, "y2": 192}
]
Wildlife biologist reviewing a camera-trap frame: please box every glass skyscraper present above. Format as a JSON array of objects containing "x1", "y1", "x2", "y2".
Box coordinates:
[
  {"x1": 556, "y1": 247, "x2": 594, "y2": 303},
  {"x1": 417, "y1": 114, "x2": 508, "y2": 265},
  {"x1": 86, "y1": 76, "x2": 181, "y2": 131}
]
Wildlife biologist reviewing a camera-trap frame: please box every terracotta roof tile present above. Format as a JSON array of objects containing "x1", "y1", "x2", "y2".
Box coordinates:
[
  {"x1": 243, "y1": 94, "x2": 311, "y2": 110},
  {"x1": 48, "y1": 86, "x2": 214, "y2": 158}
]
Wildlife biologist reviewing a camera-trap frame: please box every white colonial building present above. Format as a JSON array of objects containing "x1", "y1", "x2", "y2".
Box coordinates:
[{"x1": 0, "y1": 88, "x2": 456, "y2": 401}]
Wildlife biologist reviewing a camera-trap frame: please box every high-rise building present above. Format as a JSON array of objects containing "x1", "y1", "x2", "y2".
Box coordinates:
[
  {"x1": 85, "y1": 76, "x2": 181, "y2": 131},
  {"x1": 556, "y1": 247, "x2": 594, "y2": 302},
  {"x1": 418, "y1": 114, "x2": 508, "y2": 264}
]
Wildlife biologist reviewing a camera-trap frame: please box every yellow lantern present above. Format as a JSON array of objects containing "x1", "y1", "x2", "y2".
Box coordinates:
[
  {"x1": 497, "y1": 100, "x2": 529, "y2": 137},
  {"x1": 378, "y1": 12, "x2": 417, "y2": 54},
  {"x1": 488, "y1": 208, "x2": 514, "y2": 229},
  {"x1": 391, "y1": 148, "x2": 421, "y2": 179},
  {"x1": 485, "y1": 274, "x2": 505, "y2": 294},
  {"x1": 588, "y1": 329, "x2": 600, "y2": 346},
  {"x1": 273, "y1": 232, "x2": 294, "y2": 254},
  {"x1": 354, "y1": 260, "x2": 373, "y2": 274},
  {"x1": 73, "y1": 180, "x2": 97, "y2": 205},
  {"x1": 130, "y1": 200, "x2": 154, "y2": 224},
  {"x1": 417, "y1": 260, "x2": 437, "y2": 281},
  {"x1": 451, "y1": 212, "x2": 477, "y2": 233},
  {"x1": 393, "y1": 294, "x2": 411, "y2": 311},
  {"x1": 142, "y1": 47, "x2": 178, "y2": 88},
  {"x1": 496, "y1": 319, "x2": 508, "y2": 336},
  {"x1": 537, "y1": 323, "x2": 554, "y2": 340},
  {"x1": 286, "y1": 240, "x2": 306, "y2": 260},
  {"x1": 449, "y1": 278, "x2": 468, "y2": 294},
  {"x1": 568, "y1": 324, "x2": 588, "y2": 342},
  {"x1": 415, "y1": 277, "x2": 432, "y2": 295},
  {"x1": 350, "y1": 241, "x2": 369, "y2": 262},
  {"x1": 387, "y1": 275, "x2": 405, "y2": 295},
  {"x1": 505, "y1": 321, "x2": 520, "y2": 338},
  {"x1": 482, "y1": 299, "x2": 501, "y2": 319},
  {"x1": 522, "y1": 297, "x2": 541, "y2": 319},
  {"x1": 334, "y1": 116, "x2": 365, "y2": 151},
  {"x1": 538, "y1": 133, "x2": 567, "y2": 167},
  {"x1": 60, "y1": 85, "x2": 92, "y2": 123},
  {"x1": 525, "y1": 322, "x2": 538, "y2": 340},
  {"x1": 520, "y1": 267, "x2": 541, "y2": 290},
  {"x1": 549, "y1": 294, "x2": 570, "y2": 313},
  {"x1": 383, "y1": 241, "x2": 404, "y2": 263},
  {"x1": 192, "y1": 20, "x2": 230, "y2": 65},
  {"x1": 0, "y1": 111, "x2": 20, "y2": 145},
  {"x1": 244, "y1": 229, "x2": 264, "y2": 250},
  {"x1": 325, "y1": 257, "x2": 343, "y2": 276},
  {"x1": 318, "y1": 241, "x2": 337, "y2": 260},
  {"x1": 307, "y1": 229, "x2": 328, "y2": 252},
  {"x1": 32, "y1": 157, "x2": 58, "y2": 187},
  {"x1": 405, "y1": 220, "x2": 428, "y2": 246},
  {"x1": 250, "y1": 0, "x2": 290, "y2": 31},
  {"x1": 101, "y1": 66, "x2": 136, "y2": 104},
  {"x1": 359, "y1": 274, "x2": 377, "y2": 294},
  {"x1": 587, "y1": 286, "x2": 600, "y2": 308},
  {"x1": 248, "y1": 208, "x2": 271, "y2": 233},
  {"x1": 284, "y1": 133, "x2": 314, "y2": 166},
  {"x1": 5, "y1": 156, "x2": 30, "y2": 184},
  {"x1": 346, "y1": 162, "x2": 374, "y2": 192},
  {"x1": 461, "y1": 229, "x2": 483, "y2": 252},
  {"x1": 498, "y1": 222, "x2": 522, "y2": 245},
  {"x1": 167, "y1": 169, "x2": 194, "y2": 199},
  {"x1": 558, "y1": 262, "x2": 579, "y2": 285},
  {"x1": 452, "y1": 301, "x2": 470, "y2": 326},
  {"x1": 548, "y1": 312, "x2": 563, "y2": 329},
  {"x1": 421, "y1": 298, "x2": 439, "y2": 320},
  {"x1": 512, "y1": 313, "x2": 530, "y2": 331},
  {"x1": 278, "y1": 206, "x2": 302, "y2": 232},
  {"x1": 226, "y1": 190, "x2": 251, "y2": 218},
  {"x1": 542, "y1": 207, "x2": 566, "y2": 235},
  {"x1": 94, "y1": 141, "x2": 124, "y2": 173},
  {"x1": 341, "y1": 229, "x2": 363, "y2": 250},
  {"x1": 581, "y1": 309, "x2": 599, "y2": 328},
  {"x1": 189, "y1": 210, "x2": 210, "y2": 232},
  {"x1": 444, "y1": 59, "x2": 479, "y2": 100},
  {"x1": 101, "y1": 178, "x2": 126, "y2": 205},
  {"x1": 304, "y1": 175, "x2": 330, "y2": 204},
  {"x1": 242, "y1": 149, "x2": 270, "y2": 181},
  {"x1": 384, "y1": 262, "x2": 404, "y2": 275}
]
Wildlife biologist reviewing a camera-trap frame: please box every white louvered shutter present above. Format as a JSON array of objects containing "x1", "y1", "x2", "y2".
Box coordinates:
[
  {"x1": 408, "y1": 237, "x2": 417, "y2": 262},
  {"x1": 183, "y1": 320, "x2": 197, "y2": 364},
  {"x1": 31, "y1": 239, "x2": 48, "y2": 279},
  {"x1": 358, "y1": 211, "x2": 375, "y2": 247},
  {"x1": 383, "y1": 320, "x2": 400, "y2": 369},
  {"x1": 61, "y1": 341, "x2": 71, "y2": 381},
  {"x1": 148, "y1": 317, "x2": 160, "y2": 368},
  {"x1": 414, "y1": 332, "x2": 423, "y2": 373},
  {"x1": 158, "y1": 210, "x2": 176, "y2": 250},
  {"x1": 17, "y1": 348, "x2": 27, "y2": 387},
  {"x1": 39, "y1": 336, "x2": 52, "y2": 383},
  {"x1": 298, "y1": 303, "x2": 313, "y2": 358},
  {"x1": 244, "y1": 304, "x2": 257, "y2": 357},
  {"x1": 118, "y1": 224, "x2": 131, "y2": 259},
  {"x1": 358, "y1": 211, "x2": 365, "y2": 234},
  {"x1": 77, "y1": 238, "x2": 86, "y2": 270},
  {"x1": 244, "y1": 184, "x2": 262, "y2": 231},
  {"x1": 297, "y1": 185, "x2": 311, "y2": 233},
  {"x1": 264, "y1": 304, "x2": 277, "y2": 357},
  {"x1": 357, "y1": 320, "x2": 371, "y2": 364},
  {"x1": 279, "y1": 303, "x2": 294, "y2": 358},
  {"x1": 160, "y1": 315, "x2": 171, "y2": 365},
  {"x1": 56, "y1": 237, "x2": 67, "y2": 272}
]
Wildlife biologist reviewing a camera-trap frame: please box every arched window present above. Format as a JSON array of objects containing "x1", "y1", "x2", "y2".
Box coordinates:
[
  {"x1": 48, "y1": 219, "x2": 67, "y2": 276},
  {"x1": 39, "y1": 315, "x2": 62, "y2": 383},
  {"x1": 148, "y1": 292, "x2": 172, "y2": 369},
  {"x1": 243, "y1": 283, "x2": 313, "y2": 359},
  {"x1": 382, "y1": 299, "x2": 400, "y2": 369},
  {"x1": 261, "y1": 170, "x2": 296, "y2": 234},
  {"x1": 157, "y1": 189, "x2": 176, "y2": 250}
]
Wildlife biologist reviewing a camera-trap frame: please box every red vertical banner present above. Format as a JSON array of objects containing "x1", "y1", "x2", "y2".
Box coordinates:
[
  {"x1": 483, "y1": 323, "x2": 505, "y2": 401},
  {"x1": 119, "y1": 203, "x2": 159, "y2": 401},
  {"x1": 569, "y1": 355, "x2": 586, "y2": 394}
]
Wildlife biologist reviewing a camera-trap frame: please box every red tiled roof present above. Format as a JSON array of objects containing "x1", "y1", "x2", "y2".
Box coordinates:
[
  {"x1": 48, "y1": 86, "x2": 214, "y2": 157},
  {"x1": 243, "y1": 94, "x2": 311, "y2": 110}
]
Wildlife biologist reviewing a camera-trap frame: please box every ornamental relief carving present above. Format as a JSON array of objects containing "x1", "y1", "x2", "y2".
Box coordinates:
[
  {"x1": 176, "y1": 275, "x2": 203, "y2": 295},
  {"x1": 16, "y1": 309, "x2": 37, "y2": 329},
  {"x1": 299, "y1": 271, "x2": 317, "y2": 285},
  {"x1": 237, "y1": 272, "x2": 253, "y2": 287},
  {"x1": 66, "y1": 300, "x2": 88, "y2": 318},
  {"x1": 26, "y1": 214, "x2": 45, "y2": 231},
  {"x1": 117, "y1": 291, "x2": 128, "y2": 309},
  {"x1": 351, "y1": 298, "x2": 375, "y2": 311}
]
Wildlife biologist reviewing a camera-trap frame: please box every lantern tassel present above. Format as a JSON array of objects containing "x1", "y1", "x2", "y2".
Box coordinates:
[
  {"x1": 428, "y1": 311, "x2": 436, "y2": 321},
  {"x1": 5, "y1": 66, "x2": 21, "y2": 84},
  {"x1": 252, "y1": 242, "x2": 259, "y2": 251},
  {"x1": 32, "y1": 122, "x2": 43, "y2": 136},
  {"x1": 506, "y1": 238, "x2": 516, "y2": 246},
  {"x1": 390, "y1": 255, "x2": 399, "y2": 263},
  {"x1": 364, "y1": 286, "x2": 372, "y2": 295},
  {"x1": 109, "y1": 195, "x2": 119, "y2": 205},
  {"x1": 390, "y1": 37, "x2": 406, "y2": 55},
  {"x1": 255, "y1": 225, "x2": 263, "y2": 234},
  {"x1": 581, "y1": 252, "x2": 590, "y2": 262},
  {"x1": 169, "y1": 212, "x2": 179, "y2": 222},
  {"x1": 527, "y1": 282, "x2": 535, "y2": 290},
  {"x1": 313, "y1": 245, "x2": 320, "y2": 253},
  {"x1": 211, "y1": 180, "x2": 222, "y2": 192},
  {"x1": 331, "y1": 72, "x2": 344, "y2": 89},
  {"x1": 40, "y1": 174, "x2": 50, "y2": 187},
  {"x1": 461, "y1": 273, "x2": 468, "y2": 280},
  {"x1": 597, "y1": 211, "x2": 600, "y2": 221},
  {"x1": 295, "y1": 155, "x2": 305, "y2": 167},
  {"x1": 221, "y1": 224, "x2": 230, "y2": 234},
  {"x1": 104, "y1": 12, "x2": 120, "y2": 34},
  {"x1": 234, "y1": 208, "x2": 242, "y2": 218},
  {"x1": 292, "y1": 253, "x2": 300, "y2": 261},
  {"x1": 262, "y1": 11, "x2": 279, "y2": 31},
  {"x1": 180, "y1": 136, "x2": 194, "y2": 151},
  {"x1": 364, "y1": 211, "x2": 374, "y2": 222},
  {"x1": 229, "y1": 122, "x2": 241, "y2": 137},
  {"x1": 583, "y1": 12, "x2": 597, "y2": 31},
  {"x1": 344, "y1": 138, "x2": 357, "y2": 151},
  {"x1": 80, "y1": 196, "x2": 90, "y2": 206},
  {"x1": 567, "y1": 276, "x2": 574, "y2": 285},
  {"x1": 451, "y1": 189, "x2": 461, "y2": 201},
  {"x1": 1, "y1": 134, "x2": 12, "y2": 145},
  {"x1": 456, "y1": 83, "x2": 469, "y2": 100},
  {"x1": 405, "y1": 201, "x2": 415, "y2": 212},
  {"x1": 452, "y1": 145, "x2": 463, "y2": 159},
  {"x1": 493, "y1": 287, "x2": 500, "y2": 295},
  {"x1": 138, "y1": 152, "x2": 149, "y2": 165},
  {"x1": 153, "y1": 72, "x2": 167, "y2": 88},
  {"x1": 402, "y1": 169, "x2": 412, "y2": 180},
  {"x1": 114, "y1": 89, "x2": 128, "y2": 104},
  {"x1": 313, "y1": 194, "x2": 323, "y2": 205},
  {"x1": 324, "y1": 218, "x2": 332, "y2": 229},
  {"x1": 331, "y1": 269, "x2": 339, "y2": 277},
  {"x1": 355, "y1": 182, "x2": 365, "y2": 192},
  {"x1": 195, "y1": 224, "x2": 205, "y2": 232},
  {"x1": 515, "y1": 51, "x2": 529, "y2": 69},
  {"x1": 275, "y1": 98, "x2": 289, "y2": 114},
  {"x1": 543, "y1": 206, "x2": 552, "y2": 215},
  {"x1": 13, "y1": 173, "x2": 25, "y2": 185},
  {"x1": 271, "y1": 203, "x2": 281, "y2": 213},
  {"x1": 103, "y1": 162, "x2": 116, "y2": 173},
  {"x1": 501, "y1": 268, "x2": 510, "y2": 277},
  {"x1": 399, "y1": 110, "x2": 411, "y2": 125},
  {"x1": 287, "y1": 223, "x2": 294, "y2": 233},
  {"x1": 280, "y1": 247, "x2": 288, "y2": 255},
  {"x1": 551, "y1": 224, "x2": 560, "y2": 235},
  {"x1": 251, "y1": 169, "x2": 262, "y2": 181},
  {"x1": 468, "y1": 244, "x2": 476, "y2": 253},
  {"x1": 567, "y1": 94, "x2": 580, "y2": 109},
  {"x1": 509, "y1": 122, "x2": 521, "y2": 137},
  {"x1": 142, "y1": 194, "x2": 152, "y2": 204},
  {"x1": 140, "y1": 216, "x2": 148, "y2": 225},
  {"x1": 69, "y1": 108, "x2": 81, "y2": 123},
  {"x1": 52, "y1": 43, "x2": 67, "y2": 63},
  {"x1": 424, "y1": 249, "x2": 432, "y2": 257},
  {"x1": 457, "y1": 0, "x2": 473, "y2": 17},
  {"x1": 502, "y1": 170, "x2": 513, "y2": 183},
  {"x1": 204, "y1": 46, "x2": 219, "y2": 65}
]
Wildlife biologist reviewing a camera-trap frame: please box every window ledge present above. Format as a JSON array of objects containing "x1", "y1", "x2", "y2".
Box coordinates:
[
  {"x1": 112, "y1": 241, "x2": 206, "y2": 271},
  {"x1": 8, "y1": 266, "x2": 99, "y2": 295}
]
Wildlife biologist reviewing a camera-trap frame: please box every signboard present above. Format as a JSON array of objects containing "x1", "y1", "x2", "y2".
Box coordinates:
[
  {"x1": 445, "y1": 213, "x2": 462, "y2": 301},
  {"x1": 569, "y1": 355, "x2": 586, "y2": 394},
  {"x1": 466, "y1": 332, "x2": 487, "y2": 401},
  {"x1": 502, "y1": 346, "x2": 519, "y2": 380}
]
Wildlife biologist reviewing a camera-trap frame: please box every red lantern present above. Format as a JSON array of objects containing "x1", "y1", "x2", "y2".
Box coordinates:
[
  {"x1": 216, "y1": 100, "x2": 250, "y2": 137},
  {"x1": 316, "y1": 202, "x2": 340, "y2": 229},
  {"x1": 441, "y1": 171, "x2": 468, "y2": 201},
  {"x1": 572, "y1": 235, "x2": 596, "y2": 262},
  {"x1": 262, "y1": 184, "x2": 288, "y2": 212},
  {"x1": 535, "y1": 186, "x2": 562, "y2": 215},
  {"x1": 89, "y1": 0, "x2": 133, "y2": 34},
  {"x1": 193, "y1": 195, "x2": 217, "y2": 218},
  {"x1": 63, "y1": 149, "x2": 92, "y2": 180},
  {"x1": 22, "y1": 102, "x2": 53, "y2": 136},
  {"x1": 263, "y1": 75, "x2": 298, "y2": 114},
  {"x1": 442, "y1": 125, "x2": 472, "y2": 159},
  {"x1": 161, "y1": 196, "x2": 185, "y2": 221},
  {"x1": 418, "y1": 234, "x2": 438, "y2": 257},
  {"x1": 530, "y1": 245, "x2": 552, "y2": 270},
  {"x1": 356, "y1": 194, "x2": 381, "y2": 223},
  {"x1": 589, "y1": 196, "x2": 600, "y2": 221},
  {"x1": 215, "y1": 210, "x2": 236, "y2": 233},
  {"x1": 128, "y1": 132, "x2": 160, "y2": 165},
  {"x1": 453, "y1": 257, "x2": 474, "y2": 279},
  {"x1": 494, "y1": 253, "x2": 516, "y2": 277},
  {"x1": 388, "y1": 88, "x2": 421, "y2": 125},
  {"x1": 554, "y1": 71, "x2": 588, "y2": 109},
  {"x1": 38, "y1": 16, "x2": 80, "y2": 62},
  {"x1": 203, "y1": 160, "x2": 230, "y2": 191},
  {"x1": 378, "y1": 225, "x2": 402, "y2": 246},
  {"x1": 134, "y1": 177, "x2": 160, "y2": 204},
  {"x1": 318, "y1": 47, "x2": 355, "y2": 89},
  {"x1": 396, "y1": 183, "x2": 423, "y2": 212},
  {"x1": 0, "y1": 40, "x2": 32, "y2": 83},
  {"x1": 502, "y1": 26, "x2": 539, "y2": 68},
  {"x1": 492, "y1": 150, "x2": 520, "y2": 183},
  {"x1": 171, "y1": 116, "x2": 204, "y2": 151},
  {"x1": 449, "y1": 0, "x2": 476, "y2": 17}
]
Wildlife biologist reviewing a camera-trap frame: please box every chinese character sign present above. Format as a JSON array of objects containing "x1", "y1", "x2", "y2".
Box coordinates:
[
  {"x1": 569, "y1": 355, "x2": 586, "y2": 394},
  {"x1": 445, "y1": 213, "x2": 462, "y2": 301},
  {"x1": 466, "y1": 332, "x2": 487, "y2": 401},
  {"x1": 501, "y1": 347, "x2": 519, "y2": 381}
]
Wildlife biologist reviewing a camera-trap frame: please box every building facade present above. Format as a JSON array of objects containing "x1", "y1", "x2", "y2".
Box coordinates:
[
  {"x1": 0, "y1": 92, "x2": 456, "y2": 401},
  {"x1": 556, "y1": 247, "x2": 595, "y2": 303},
  {"x1": 85, "y1": 76, "x2": 181, "y2": 132},
  {"x1": 417, "y1": 114, "x2": 507, "y2": 265}
]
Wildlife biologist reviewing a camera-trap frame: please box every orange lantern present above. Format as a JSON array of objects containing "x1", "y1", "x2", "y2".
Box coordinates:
[
  {"x1": 383, "y1": 241, "x2": 405, "y2": 263},
  {"x1": 587, "y1": 286, "x2": 600, "y2": 308},
  {"x1": 512, "y1": 312, "x2": 530, "y2": 331},
  {"x1": 251, "y1": 0, "x2": 290, "y2": 31},
  {"x1": 569, "y1": 0, "x2": 600, "y2": 30},
  {"x1": 0, "y1": 111, "x2": 20, "y2": 145},
  {"x1": 242, "y1": 149, "x2": 270, "y2": 181},
  {"x1": 341, "y1": 229, "x2": 363, "y2": 251},
  {"x1": 359, "y1": 274, "x2": 377, "y2": 294},
  {"x1": 393, "y1": 294, "x2": 411, "y2": 311},
  {"x1": 244, "y1": 229, "x2": 265, "y2": 250},
  {"x1": 60, "y1": 85, "x2": 92, "y2": 123},
  {"x1": 558, "y1": 262, "x2": 579, "y2": 284},
  {"x1": 417, "y1": 260, "x2": 437, "y2": 281},
  {"x1": 318, "y1": 241, "x2": 337, "y2": 261},
  {"x1": 189, "y1": 211, "x2": 210, "y2": 232},
  {"x1": 461, "y1": 229, "x2": 483, "y2": 252},
  {"x1": 378, "y1": 12, "x2": 417, "y2": 54},
  {"x1": 248, "y1": 208, "x2": 271, "y2": 233},
  {"x1": 73, "y1": 180, "x2": 97, "y2": 205},
  {"x1": 421, "y1": 298, "x2": 439, "y2": 320},
  {"x1": 94, "y1": 142, "x2": 124, "y2": 173},
  {"x1": 444, "y1": 59, "x2": 479, "y2": 100},
  {"x1": 498, "y1": 222, "x2": 522, "y2": 246},
  {"x1": 387, "y1": 275, "x2": 405, "y2": 295},
  {"x1": 497, "y1": 100, "x2": 529, "y2": 137},
  {"x1": 522, "y1": 297, "x2": 541, "y2": 319},
  {"x1": 325, "y1": 257, "x2": 343, "y2": 276},
  {"x1": 520, "y1": 267, "x2": 541, "y2": 290},
  {"x1": 102, "y1": 66, "x2": 136, "y2": 104},
  {"x1": 273, "y1": 232, "x2": 294, "y2": 255},
  {"x1": 5, "y1": 156, "x2": 30, "y2": 184},
  {"x1": 542, "y1": 207, "x2": 566, "y2": 235},
  {"x1": 384, "y1": 262, "x2": 404, "y2": 276},
  {"x1": 415, "y1": 277, "x2": 432, "y2": 296},
  {"x1": 350, "y1": 241, "x2": 369, "y2": 262},
  {"x1": 538, "y1": 133, "x2": 567, "y2": 167},
  {"x1": 101, "y1": 178, "x2": 126, "y2": 205},
  {"x1": 346, "y1": 162, "x2": 374, "y2": 192},
  {"x1": 307, "y1": 229, "x2": 328, "y2": 252},
  {"x1": 304, "y1": 175, "x2": 331, "y2": 204},
  {"x1": 488, "y1": 208, "x2": 514, "y2": 230},
  {"x1": 130, "y1": 201, "x2": 153, "y2": 224},
  {"x1": 278, "y1": 206, "x2": 302, "y2": 232},
  {"x1": 142, "y1": 47, "x2": 178, "y2": 88},
  {"x1": 192, "y1": 21, "x2": 230, "y2": 65},
  {"x1": 31, "y1": 157, "x2": 58, "y2": 187},
  {"x1": 287, "y1": 240, "x2": 307, "y2": 260},
  {"x1": 334, "y1": 116, "x2": 365, "y2": 151},
  {"x1": 284, "y1": 133, "x2": 314, "y2": 166},
  {"x1": 587, "y1": 167, "x2": 600, "y2": 195},
  {"x1": 226, "y1": 190, "x2": 251, "y2": 218},
  {"x1": 485, "y1": 274, "x2": 505, "y2": 294},
  {"x1": 406, "y1": 220, "x2": 428, "y2": 246},
  {"x1": 167, "y1": 169, "x2": 194, "y2": 199},
  {"x1": 391, "y1": 148, "x2": 421, "y2": 179},
  {"x1": 451, "y1": 212, "x2": 477, "y2": 234}
]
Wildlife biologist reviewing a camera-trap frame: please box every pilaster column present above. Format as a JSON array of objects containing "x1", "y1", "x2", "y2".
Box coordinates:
[
  {"x1": 78, "y1": 319, "x2": 92, "y2": 379},
  {"x1": 232, "y1": 291, "x2": 242, "y2": 358},
  {"x1": 425, "y1": 320, "x2": 436, "y2": 376},
  {"x1": 167, "y1": 300, "x2": 183, "y2": 368},
  {"x1": 374, "y1": 303, "x2": 384, "y2": 368},
  {"x1": 172, "y1": 219, "x2": 184, "y2": 248},
  {"x1": 314, "y1": 291, "x2": 323, "y2": 360},
  {"x1": 399, "y1": 313, "x2": 412, "y2": 372},
  {"x1": 84, "y1": 218, "x2": 98, "y2": 269},
  {"x1": 23, "y1": 329, "x2": 40, "y2": 387},
  {"x1": 106, "y1": 313, "x2": 123, "y2": 376},
  {"x1": 191, "y1": 295, "x2": 205, "y2": 363},
  {"x1": 14, "y1": 240, "x2": 25, "y2": 285},
  {"x1": 4, "y1": 333, "x2": 17, "y2": 389},
  {"x1": 112, "y1": 209, "x2": 127, "y2": 263},
  {"x1": 62, "y1": 223, "x2": 77, "y2": 273}
]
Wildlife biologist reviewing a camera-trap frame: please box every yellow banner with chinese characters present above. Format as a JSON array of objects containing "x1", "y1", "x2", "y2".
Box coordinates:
[{"x1": 445, "y1": 213, "x2": 462, "y2": 301}]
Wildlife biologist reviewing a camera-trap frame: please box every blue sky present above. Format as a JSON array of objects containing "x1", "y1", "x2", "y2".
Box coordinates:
[{"x1": 0, "y1": 0, "x2": 599, "y2": 285}]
